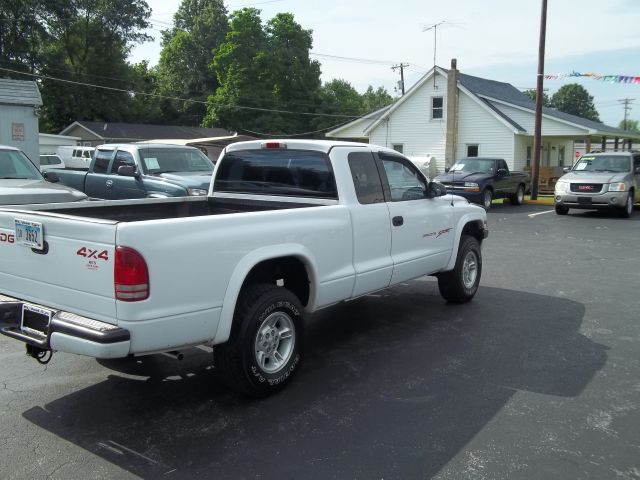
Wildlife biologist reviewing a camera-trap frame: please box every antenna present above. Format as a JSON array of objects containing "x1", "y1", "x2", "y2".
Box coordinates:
[{"x1": 422, "y1": 21, "x2": 446, "y2": 89}]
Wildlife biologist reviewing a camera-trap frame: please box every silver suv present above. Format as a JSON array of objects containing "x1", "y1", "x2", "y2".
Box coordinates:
[{"x1": 554, "y1": 151, "x2": 639, "y2": 218}]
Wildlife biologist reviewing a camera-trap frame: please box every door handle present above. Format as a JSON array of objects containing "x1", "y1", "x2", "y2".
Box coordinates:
[
  {"x1": 392, "y1": 216, "x2": 404, "y2": 227},
  {"x1": 106, "y1": 180, "x2": 113, "y2": 187}
]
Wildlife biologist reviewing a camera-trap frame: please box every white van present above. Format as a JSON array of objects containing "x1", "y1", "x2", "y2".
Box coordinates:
[{"x1": 57, "y1": 146, "x2": 95, "y2": 169}]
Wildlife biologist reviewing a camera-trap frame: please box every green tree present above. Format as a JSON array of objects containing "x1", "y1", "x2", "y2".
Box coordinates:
[
  {"x1": 522, "y1": 89, "x2": 552, "y2": 107},
  {"x1": 0, "y1": 0, "x2": 47, "y2": 74},
  {"x1": 362, "y1": 86, "x2": 394, "y2": 112},
  {"x1": 618, "y1": 119, "x2": 639, "y2": 132},
  {"x1": 157, "y1": 0, "x2": 228, "y2": 125},
  {"x1": 38, "y1": 0, "x2": 152, "y2": 132},
  {"x1": 550, "y1": 84, "x2": 600, "y2": 122},
  {"x1": 204, "y1": 9, "x2": 323, "y2": 135}
]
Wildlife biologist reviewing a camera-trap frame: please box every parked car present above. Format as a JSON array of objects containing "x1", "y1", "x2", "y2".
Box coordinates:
[
  {"x1": 56, "y1": 146, "x2": 95, "y2": 169},
  {"x1": 0, "y1": 145, "x2": 87, "y2": 205},
  {"x1": 554, "y1": 151, "x2": 639, "y2": 218},
  {"x1": 38, "y1": 154, "x2": 66, "y2": 172},
  {"x1": 434, "y1": 157, "x2": 530, "y2": 209},
  {"x1": 54, "y1": 143, "x2": 214, "y2": 200},
  {"x1": 0, "y1": 139, "x2": 488, "y2": 397}
]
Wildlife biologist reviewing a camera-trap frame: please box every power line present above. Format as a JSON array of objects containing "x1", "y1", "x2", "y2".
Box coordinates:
[
  {"x1": 310, "y1": 52, "x2": 400, "y2": 66},
  {"x1": 0, "y1": 65, "x2": 361, "y2": 119}
]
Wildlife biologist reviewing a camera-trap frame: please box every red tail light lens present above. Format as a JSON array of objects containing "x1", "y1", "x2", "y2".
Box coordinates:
[
  {"x1": 262, "y1": 142, "x2": 287, "y2": 149},
  {"x1": 114, "y1": 246, "x2": 149, "y2": 301}
]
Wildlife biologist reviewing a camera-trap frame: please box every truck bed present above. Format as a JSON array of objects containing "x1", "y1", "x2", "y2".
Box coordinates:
[{"x1": 12, "y1": 196, "x2": 323, "y2": 222}]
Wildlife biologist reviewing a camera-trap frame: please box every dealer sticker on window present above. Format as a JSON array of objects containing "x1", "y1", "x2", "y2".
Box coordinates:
[{"x1": 14, "y1": 219, "x2": 44, "y2": 250}]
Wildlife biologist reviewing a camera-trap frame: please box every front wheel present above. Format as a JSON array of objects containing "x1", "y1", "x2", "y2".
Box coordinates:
[
  {"x1": 511, "y1": 184, "x2": 525, "y2": 205},
  {"x1": 618, "y1": 192, "x2": 634, "y2": 218},
  {"x1": 555, "y1": 205, "x2": 569, "y2": 215},
  {"x1": 481, "y1": 189, "x2": 493, "y2": 210},
  {"x1": 214, "y1": 284, "x2": 304, "y2": 397},
  {"x1": 438, "y1": 235, "x2": 482, "y2": 304}
]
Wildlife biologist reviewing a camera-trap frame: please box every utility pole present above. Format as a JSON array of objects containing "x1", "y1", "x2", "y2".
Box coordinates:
[
  {"x1": 531, "y1": 0, "x2": 547, "y2": 200},
  {"x1": 391, "y1": 63, "x2": 409, "y2": 95},
  {"x1": 618, "y1": 98, "x2": 635, "y2": 130}
]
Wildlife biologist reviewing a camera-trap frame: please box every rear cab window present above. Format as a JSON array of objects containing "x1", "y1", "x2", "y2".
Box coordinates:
[
  {"x1": 215, "y1": 149, "x2": 337, "y2": 199},
  {"x1": 93, "y1": 149, "x2": 114, "y2": 174}
]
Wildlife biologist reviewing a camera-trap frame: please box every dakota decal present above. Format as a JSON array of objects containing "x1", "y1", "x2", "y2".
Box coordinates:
[
  {"x1": 424, "y1": 227, "x2": 453, "y2": 239},
  {"x1": 0, "y1": 233, "x2": 15, "y2": 243}
]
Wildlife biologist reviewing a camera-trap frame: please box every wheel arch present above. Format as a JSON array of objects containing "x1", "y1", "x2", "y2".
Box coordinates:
[
  {"x1": 212, "y1": 245, "x2": 318, "y2": 345},
  {"x1": 444, "y1": 214, "x2": 487, "y2": 271}
]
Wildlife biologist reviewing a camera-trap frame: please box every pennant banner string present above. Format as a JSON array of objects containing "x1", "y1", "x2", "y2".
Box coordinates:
[{"x1": 544, "y1": 71, "x2": 640, "y2": 84}]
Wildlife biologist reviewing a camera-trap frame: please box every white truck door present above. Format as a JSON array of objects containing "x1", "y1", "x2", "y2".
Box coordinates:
[
  {"x1": 345, "y1": 151, "x2": 393, "y2": 297},
  {"x1": 378, "y1": 153, "x2": 455, "y2": 284}
]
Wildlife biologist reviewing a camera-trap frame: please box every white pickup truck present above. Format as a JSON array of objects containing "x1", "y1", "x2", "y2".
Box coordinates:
[{"x1": 0, "y1": 140, "x2": 488, "y2": 396}]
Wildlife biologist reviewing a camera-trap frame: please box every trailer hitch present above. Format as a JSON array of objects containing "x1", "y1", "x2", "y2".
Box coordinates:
[{"x1": 26, "y1": 344, "x2": 53, "y2": 365}]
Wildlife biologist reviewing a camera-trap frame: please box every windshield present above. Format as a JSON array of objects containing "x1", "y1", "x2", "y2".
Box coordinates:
[
  {"x1": 450, "y1": 158, "x2": 495, "y2": 173},
  {"x1": 573, "y1": 155, "x2": 630, "y2": 173},
  {"x1": 0, "y1": 149, "x2": 42, "y2": 180},
  {"x1": 139, "y1": 147, "x2": 214, "y2": 174}
]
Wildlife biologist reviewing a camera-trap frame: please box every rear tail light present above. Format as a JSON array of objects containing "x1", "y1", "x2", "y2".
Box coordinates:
[
  {"x1": 262, "y1": 142, "x2": 287, "y2": 149},
  {"x1": 114, "y1": 246, "x2": 149, "y2": 301}
]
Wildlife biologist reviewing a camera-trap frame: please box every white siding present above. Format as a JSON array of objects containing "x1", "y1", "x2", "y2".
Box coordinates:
[
  {"x1": 369, "y1": 73, "x2": 448, "y2": 168},
  {"x1": 326, "y1": 116, "x2": 370, "y2": 140},
  {"x1": 514, "y1": 136, "x2": 576, "y2": 170},
  {"x1": 457, "y1": 93, "x2": 515, "y2": 169},
  {"x1": 490, "y1": 101, "x2": 588, "y2": 136},
  {"x1": 0, "y1": 104, "x2": 40, "y2": 164}
]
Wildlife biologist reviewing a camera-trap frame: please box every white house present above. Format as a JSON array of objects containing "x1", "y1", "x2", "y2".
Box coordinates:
[
  {"x1": 327, "y1": 60, "x2": 640, "y2": 177},
  {"x1": 0, "y1": 78, "x2": 42, "y2": 164},
  {"x1": 39, "y1": 133, "x2": 81, "y2": 155}
]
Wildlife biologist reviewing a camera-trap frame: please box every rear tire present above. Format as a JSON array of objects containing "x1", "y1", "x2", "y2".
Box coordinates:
[
  {"x1": 481, "y1": 188, "x2": 493, "y2": 210},
  {"x1": 214, "y1": 284, "x2": 304, "y2": 397},
  {"x1": 555, "y1": 205, "x2": 569, "y2": 215},
  {"x1": 511, "y1": 184, "x2": 525, "y2": 205},
  {"x1": 438, "y1": 235, "x2": 482, "y2": 304},
  {"x1": 618, "y1": 191, "x2": 634, "y2": 218}
]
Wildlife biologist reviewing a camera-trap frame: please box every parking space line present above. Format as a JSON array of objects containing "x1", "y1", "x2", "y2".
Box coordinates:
[{"x1": 528, "y1": 210, "x2": 555, "y2": 218}]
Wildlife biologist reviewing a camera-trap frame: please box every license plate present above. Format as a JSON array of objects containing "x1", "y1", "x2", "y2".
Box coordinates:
[
  {"x1": 14, "y1": 219, "x2": 43, "y2": 250},
  {"x1": 21, "y1": 303, "x2": 53, "y2": 337},
  {"x1": 577, "y1": 197, "x2": 592, "y2": 205}
]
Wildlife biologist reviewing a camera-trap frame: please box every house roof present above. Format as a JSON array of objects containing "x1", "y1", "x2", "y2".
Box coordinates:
[
  {"x1": 0, "y1": 78, "x2": 42, "y2": 107},
  {"x1": 326, "y1": 105, "x2": 391, "y2": 138},
  {"x1": 342, "y1": 67, "x2": 639, "y2": 140},
  {"x1": 457, "y1": 71, "x2": 636, "y2": 138},
  {"x1": 60, "y1": 121, "x2": 232, "y2": 140}
]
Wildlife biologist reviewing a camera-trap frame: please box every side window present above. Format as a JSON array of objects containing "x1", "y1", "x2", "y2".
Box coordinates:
[
  {"x1": 431, "y1": 97, "x2": 443, "y2": 119},
  {"x1": 82, "y1": 150, "x2": 91, "y2": 158},
  {"x1": 380, "y1": 155, "x2": 426, "y2": 202},
  {"x1": 634, "y1": 155, "x2": 640, "y2": 172},
  {"x1": 39, "y1": 156, "x2": 49, "y2": 165},
  {"x1": 348, "y1": 152, "x2": 384, "y2": 205},
  {"x1": 72, "y1": 149, "x2": 78, "y2": 157},
  {"x1": 111, "y1": 150, "x2": 135, "y2": 174},
  {"x1": 93, "y1": 150, "x2": 112, "y2": 174},
  {"x1": 392, "y1": 144, "x2": 404, "y2": 154}
]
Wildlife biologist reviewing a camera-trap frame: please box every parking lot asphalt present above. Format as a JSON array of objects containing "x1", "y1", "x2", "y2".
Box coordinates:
[{"x1": 1, "y1": 204, "x2": 639, "y2": 479}]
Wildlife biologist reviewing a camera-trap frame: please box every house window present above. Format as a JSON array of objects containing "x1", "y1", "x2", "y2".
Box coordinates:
[
  {"x1": 392, "y1": 144, "x2": 404, "y2": 154},
  {"x1": 467, "y1": 144, "x2": 479, "y2": 157},
  {"x1": 526, "y1": 146, "x2": 532, "y2": 167},
  {"x1": 431, "y1": 97, "x2": 443, "y2": 119}
]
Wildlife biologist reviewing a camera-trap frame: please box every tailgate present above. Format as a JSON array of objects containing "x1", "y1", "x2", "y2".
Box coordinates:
[{"x1": 0, "y1": 209, "x2": 118, "y2": 323}]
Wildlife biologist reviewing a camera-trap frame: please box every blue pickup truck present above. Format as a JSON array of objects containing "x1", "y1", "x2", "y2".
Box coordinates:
[
  {"x1": 434, "y1": 157, "x2": 530, "y2": 209},
  {"x1": 53, "y1": 144, "x2": 214, "y2": 199}
]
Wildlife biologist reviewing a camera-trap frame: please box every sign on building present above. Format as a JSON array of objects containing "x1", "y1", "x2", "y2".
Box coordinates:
[{"x1": 12, "y1": 122, "x2": 25, "y2": 141}]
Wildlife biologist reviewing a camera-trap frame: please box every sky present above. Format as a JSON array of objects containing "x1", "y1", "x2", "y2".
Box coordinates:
[{"x1": 130, "y1": 0, "x2": 640, "y2": 127}]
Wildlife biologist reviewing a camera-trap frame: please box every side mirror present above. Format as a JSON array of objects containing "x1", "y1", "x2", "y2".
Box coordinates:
[
  {"x1": 444, "y1": 166, "x2": 450, "y2": 173},
  {"x1": 43, "y1": 171, "x2": 59, "y2": 183},
  {"x1": 117, "y1": 165, "x2": 138, "y2": 177},
  {"x1": 563, "y1": 167, "x2": 571, "y2": 173},
  {"x1": 426, "y1": 181, "x2": 448, "y2": 198},
  {"x1": 497, "y1": 168, "x2": 508, "y2": 177}
]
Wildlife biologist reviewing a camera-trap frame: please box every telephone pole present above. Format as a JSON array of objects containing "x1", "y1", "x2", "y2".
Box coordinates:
[
  {"x1": 391, "y1": 63, "x2": 409, "y2": 95},
  {"x1": 530, "y1": 0, "x2": 547, "y2": 200},
  {"x1": 618, "y1": 98, "x2": 635, "y2": 130}
]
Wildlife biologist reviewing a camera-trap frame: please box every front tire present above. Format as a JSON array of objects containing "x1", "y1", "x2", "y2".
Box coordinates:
[
  {"x1": 481, "y1": 189, "x2": 493, "y2": 210},
  {"x1": 214, "y1": 284, "x2": 304, "y2": 397},
  {"x1": 438, "y1": 235, "x2": 482, "y2": 304},
  {"x1": 555, "y1": 205, "x2": 569, "y2": 215},
  {"x1": 618, "y1": 191, "x2": 634, "y2": 218},
  {"x1": 511, "y1": 184, "x2": 525, "y2": 205}
]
